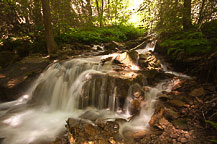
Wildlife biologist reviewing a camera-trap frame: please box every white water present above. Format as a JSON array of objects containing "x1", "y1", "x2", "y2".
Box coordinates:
[{"x1": 0, "y1": 42, "x2": 185, "y2": 144}]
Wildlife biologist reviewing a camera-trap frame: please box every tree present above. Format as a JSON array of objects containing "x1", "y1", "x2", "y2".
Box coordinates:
[
  {"x1": 183, "y1": 0, "x2": 192, "y2": 30},
  {"x1": 41, "y1": 0, "x2": 57, "y2": 54}
]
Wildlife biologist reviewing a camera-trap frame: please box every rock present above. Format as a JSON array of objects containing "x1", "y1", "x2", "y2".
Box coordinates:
[
  {"x1": 169, "y1": 99, "x2": 187, "y2": 108},
  {"x1": 158, "y1": 117, "x2": 171, "y2": 129},
  {"x1": 115, "y1": 51, "x2": 139, "y2": 70},
  {"x1": 104, "y1": 121, "x2": 119, "y2": 135},
  {"x1": 0, "y1": 51, "x2": 19, "y2": 68},
  {"x1": 0, "y1": 54, "x2": 50, "y2": 101},
  {"x1": 57, "y1": 48, "x2": 73, "y2": 58},
  {"x1": 158, "y1": 94, "x2": 170, "y2": 101},
  {"x1": 124, "y1": 40, "x2": 140, "y2": 49},
  {"x1": 104, "y1": 41, "x2": 122, "y2": 51},
  {"x1": 180, "y1": 137, "x2": 188, "y2": 143},
  {"x1": 189, "y1": 87, "x2": 205, "y2": 97},
  {"x1": 66, "y1": 118, "x2": 125, "y2": 143},
  {"x1": 138, "y1": 52, "x2": 162, "y2": 71},
  {"x1": 130, "y1": 98, "x2": 142, "y2": 114},
  {"x1": 133, "y1": 130, "x2": 148, "y2": 139},
  {"x1": 79, "y1": 110, "x2": 101, "y2": 121},
  {"x1": 163, "y1": 107, "x2": 179, "y2": 119},
  {"x1": 172, "y1": 119, "x2": 188, "y2": 130},
  {"x1": 114, "y1": 118, "x2": 127, "y2": 124},
  {"x1": 84, "y1": 123, "x2": 97, "y2": 137}
]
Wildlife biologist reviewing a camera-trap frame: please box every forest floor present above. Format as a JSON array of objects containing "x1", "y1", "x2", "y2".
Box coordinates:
[{"x1": 0, "y1": 38, "x2": 216, "y2": 144}]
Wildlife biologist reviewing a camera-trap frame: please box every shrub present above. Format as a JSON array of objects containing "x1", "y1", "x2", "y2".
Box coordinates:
[
  {"x1": 206, "y1": 120, "x2": 217, "y2": 143},
  {"x1": 160, "y1": 31, "x2": 211, "y2": 59},
  {"x1": 55, "y1": 24, "x2": 145, "y2": 45}
]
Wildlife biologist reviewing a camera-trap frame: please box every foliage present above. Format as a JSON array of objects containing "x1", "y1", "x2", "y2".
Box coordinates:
[
  {"x1": 201, "y1": 20, "x2": 217, "y2": 49},
  {"x1": 55, "y1": 25, "x2": 145, "y2": 44},
  {"x1": 206, "y1": 120, "x2": 217, "y2": 143},
  {"x1": 0, "y1": 36, "x2": 47, "y2": 56},
  {"x1": 160, "y1": 31, "x2": 211, "y2": 58},
  {"x1": 138, "y1": 0, "x2": 217, "y2": 33}
]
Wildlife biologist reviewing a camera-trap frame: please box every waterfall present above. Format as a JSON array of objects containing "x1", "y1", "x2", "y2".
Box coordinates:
[{"x1": 0, "y1": 41, "x2": 185, "y2": 144}]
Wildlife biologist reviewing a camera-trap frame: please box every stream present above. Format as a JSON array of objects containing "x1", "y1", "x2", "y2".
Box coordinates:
[{"x1": 0, "y1": 42, "x2": 190, "y2": 144}]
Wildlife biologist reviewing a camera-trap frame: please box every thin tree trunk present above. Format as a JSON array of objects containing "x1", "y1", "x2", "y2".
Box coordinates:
[
  {"x1": 100, "y1": 0, "x2": 104, "y2": 27},
  {"x1": 41, "y1": 0, "x2": 57, "y2": 54},
  {"x1": 183, "y1": 0, "x2": 192, "y2": 30},
  {"x1": 108, "y1": 0, "x2": 110, "y2": 21},
  {"x1": 115, "y1": 0, "x2": 118, "y2": 19},
  {"x1": 95, "y1": 0, "x2": 101, "y2": 27},
  {"x1": 86, "y1": 0, "x2": 93, "y2": 26},
  {"x1": 198, "y1": 0, "x2": 206, "y2": 25}
]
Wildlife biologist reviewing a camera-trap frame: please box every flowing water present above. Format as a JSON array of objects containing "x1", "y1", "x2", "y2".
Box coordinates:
[{"x1": 0, "y1": 42, "x2": 186, "y2": 144}]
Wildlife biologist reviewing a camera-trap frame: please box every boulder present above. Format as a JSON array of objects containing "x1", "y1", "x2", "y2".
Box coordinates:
[
  {"x1": 114, "y1": 51, "x2": 139, "y2": 70},
  {"x1": 0, "y1": 54, "x2": 50, "y2": 101},
  {"x1": 66, "y1": 118, "x2": 125, "y2": 144},
  {"x1": 138, "y1": 52, "x2": 162, "y2": 71}
]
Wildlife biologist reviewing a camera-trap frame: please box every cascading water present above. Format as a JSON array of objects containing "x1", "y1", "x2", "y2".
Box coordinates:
[{"x1": 0, "y1": 41, "x2": 187, "y2": 144}]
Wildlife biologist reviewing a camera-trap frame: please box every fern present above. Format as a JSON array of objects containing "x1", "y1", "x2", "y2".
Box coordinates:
[
  {"x1": 160, "y1": 31, "x2": 211, "y2": 59},
  {"x1": 206, "y1": 120, "x2": 217, "y2": 129},
  {"x1": 206, "y1": 120, "x2": 217, "y2": 143}
]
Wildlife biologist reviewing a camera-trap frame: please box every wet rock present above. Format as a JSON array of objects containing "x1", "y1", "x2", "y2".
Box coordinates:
[
  {"x1": 115, "y1": 51, "x2": 139, "y2": 70},
  {"x1": 104, "y1": 121, "x2": 119, "y2": 135},
  {"x1": 138, "y1": 52, "x2": 162, "y2": 71},
  {"x1": 79, "y1": 110, "x2": 101, "y2": 122},
  {"x1": 66, "y1": 118, "x2": 125, "y2": 144},
  {"x1": 133, "y1": 130, "x2": 149, "y2": 139},
  {"x1": 84, "y1": 123, "x2": 98, "y2": 137},
  {"x1": 130, "y1": 98, "x2": 142, "y2": 114},
  {"x1": 158, "y1": 117, "x2": 171, "y2": 129},
  {"x1": 158, "y1": 93, "x2": 170, "y2": 101}
]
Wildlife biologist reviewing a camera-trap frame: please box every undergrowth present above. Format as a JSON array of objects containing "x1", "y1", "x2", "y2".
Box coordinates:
[
  {"x1": 206, "y1": 120, "x2": 217, "y2": 143},
  {"x1": 160, "y1": 31, "x2": 211, "y2": 59},
  {"x1": 160, "y1": 20, "x2": 217, "y2": 60},
  {"x1": 55, "y1": 24, "x2": 145, "y2": 45}
]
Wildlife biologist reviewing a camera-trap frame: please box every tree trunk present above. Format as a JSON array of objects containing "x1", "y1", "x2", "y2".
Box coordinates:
[
  {"x1": 183, "y1": 0, "x2": 192, "y2": 30},
  {"x1": 100, "y1": 0, "x2": 104, "y2": 27},
  {"x1": 95, "y1": 0, "x2": 102, "y2": 27},
  {"x1": 86, "y1": 0, "x2": 93, "y2": 26},
  {"x1": 198, "y1": 0, "x2": 206, "y2": 25},
  {"x1": 41, "y1": 0, "x2": 57, "y2": 54},
  {"x1": 108, "y1": 0, "x2": 110, "y2": 20}
]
